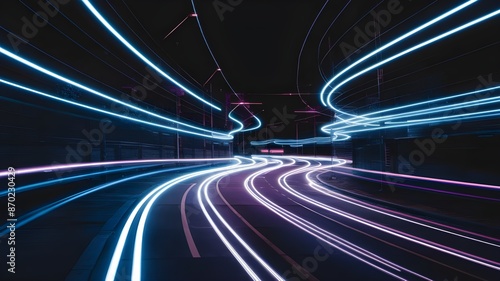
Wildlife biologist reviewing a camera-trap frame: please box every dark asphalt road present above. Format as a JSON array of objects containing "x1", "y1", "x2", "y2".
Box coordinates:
[{"x1": 1, "y1": 157, "x2": 498, "y2": 280}]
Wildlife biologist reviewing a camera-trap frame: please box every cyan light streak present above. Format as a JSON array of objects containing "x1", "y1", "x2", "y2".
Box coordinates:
[
  {"x1": 0, "y1": 165, "x2": 148, "y2": 196},
  {"x1": 250, "y1": 134, "x2": 350, "y2": 147},
  {"x1": 107, "y1": 159, "x2": 240, "y2": 281},
  {"x1": 268, "y1": 5, "x2": 500, "y2": 146},
  {"x1": 197, "y1": 158, "x2": 285, "y2": 281},
  {"x1": 0, "y1": 164, "x2": 208, "y2": 237},
  {"x1": 321, "y1": 85, "x2": 500, "y2": 135},
  {"x1": 82, "y1": 0, "x2": 221, "y2": 111},
  {"x1": 189, "y1": 0, "x2": 262, "y2": 133},
  {"x1": 324, "y1": 8, "x2": 500, "y2": 112},
  {"x1": 228, "y1": 104, "x2": 263, "y2": 135},
  {"x1": 241, "y1": 113, "x2": 262, "y2": 133},
  {"x1": 0, "y1": 78, "x2": 233, "y2": 140},
  {"x1": 319, "y1": 0, "x2": 477, "y2": 107},
  {"x1": 0, "y1": 158, "x2": 234, "y2": 177},
  {"x1": 0, "y1": 47, "x2": 229, "y2": 139},
  {"x1": 228, "y1": 105, "x2": 245, "y2": 135}
]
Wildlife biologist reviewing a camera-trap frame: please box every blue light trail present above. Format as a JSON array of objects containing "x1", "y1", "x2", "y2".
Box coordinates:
[{"x1": 82, "y1": 0, "x2": 221, "y2": 111}]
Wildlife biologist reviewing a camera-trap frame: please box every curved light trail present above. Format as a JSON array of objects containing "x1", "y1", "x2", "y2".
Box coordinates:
[
  {"x1": 317, "y1": 6, "x2": 500, "y2": 138},
  {"x1": 249, "y1": 2, "x2": 500, "y2": 147},
  {"x1": 319, "y1": 0, "x2": 477, "y2": 107},
  {"x1": 0, "y1": 77, "x2": 233, "y2": 140},
  {"x1": 197, "y1": 158, "x2": 285, "y2": 281},
  {"x1": 82, "y1": 0, "x2": 221, "y2": 111},
  {"x1": 274, "y1": 157, "x2": 500, "y2": 271},
  {"x1": 189, "y1": 0, "x2": 262, "y2": 133},
  {"x1": 9, "y1": 156, "x2": 499, "y2": 280}
]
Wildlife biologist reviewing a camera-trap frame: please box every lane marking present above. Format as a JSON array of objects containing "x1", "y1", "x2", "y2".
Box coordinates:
[
  {"x1": 216, "y1": 178, "x2": 320, "y2": 281},
  {"x1": 181, "y1": 183, "x2": 200, "y2": 258}
]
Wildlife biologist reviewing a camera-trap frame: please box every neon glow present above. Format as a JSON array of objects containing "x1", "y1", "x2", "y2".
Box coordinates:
[
  {"x1": 244, "y1": 157, "x2": 420, "y2": 280},
  {"x1": 107, "y1": 159, "x2": 241, "y2": 281},
  {"x1": 228, "y1": 105, "x2": 245, "y2": 135},
  {"x1": 197, "y1": 158, "x2": 285, "y2": 280},
  {"x1": 291, "y1": 5, "x2": 500, "y2": 145},
  {"x1": 324, "y1": 9, "x2": 500, "y2": 112},
  {"x1": 0, "y1": 165, "x2": 206, "y2": 237},
  {"x1": 0, "y1": 157, "x2": 233, "y2": 177},
  {"x1": 189, "y1": 0, "x2": 261, "y2": 134},
  {"x1": 277, "y1": 157, "x2": 500, "y2": 271},
  {"x1": 319, "y1": 0, "x2": 477, "y2": 106},
  {"x1": 82, "y1": 0, "x2": 221, "y2": 111},
  {"x1": 0, "y1": 78, "x2": 233, "y2": 140}
]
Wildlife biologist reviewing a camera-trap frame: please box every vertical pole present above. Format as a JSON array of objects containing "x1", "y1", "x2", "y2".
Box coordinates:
[
  {"x1": 176, "y1": 94, "x2": 180, "y2": 159},
  {"x1": 313, "y1": 115, "x2": 317, "y2": 157},
  {"x1": 210, "y1": 84, "x2": 214, "y2": 158},
  {"x1": 203, "y1": 103, "x2": 206, "y2": 158},
  {"x1": 295, "y1": 122, "x2": 299, "y2": 155}
]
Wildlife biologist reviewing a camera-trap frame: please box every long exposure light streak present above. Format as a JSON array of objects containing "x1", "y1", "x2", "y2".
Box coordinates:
[
  {"x1": 197, "y1": 158, "x2": 284, "y2": 281},
  {"x1": 244, "y1": 157, "x2": 417, "y2": 280},
  {"x1": 189, "y1": 0, "x2": 261, "y2": 133},
  {"x1": 82, "y1": 0, "x2": 221, "y2": 111},
  {"x1": 324, "y1": 9, "x2": 500, "y2": 112},
  {"x1": 228, "y1": 104, "x2": 245, "y2": 135},
  {"x1": 274, "y1": 156, "x2": 500, "y2": 272},
  {"x1": 0, "y1": 78, "x2": 233, "y2": 140},
  {"x1": 318, "y1": 168, "x2": 500, "y2": 202},
  {"x1": 254, "y1": 7, "x2": 500, "y2": 147},
  {"x1": 0, "y1": 158, "x2": 233, "y2": 177},
  {"x1": 0, "y1": 49, "x2": 228, "y2": 138},
  {"x1": 321, "y1": 85, "x2": 500, "y2": 134},
  {"x1": 0, "y1": 164, "x2": 158, "y2": 196},
  {"x1": 106, "y1": 159, "x2": 240, "y2": 281},
  {"x1": 331, "y1": 165, "x2": 500, "y2": 191},
  {"x1": 319, "y1": 0, "x2": 477, "y2": 107},
  {"x1": 241, "y1": 112, "x2": 262, "y2": 133},
  {"x1": 277, "y1": 4, "x2": 500, "y2": 145},
  {"x1": 0, "y1": 165, "x2": 206, "y2": 237},
  {"x1": 307, "y1": 168, "x2": 500, "y2": 247}
]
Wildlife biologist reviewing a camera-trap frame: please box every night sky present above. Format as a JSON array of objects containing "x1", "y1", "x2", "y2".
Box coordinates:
[{"x1": 0, "y1": 0, "x2": 499, "y2": 139}]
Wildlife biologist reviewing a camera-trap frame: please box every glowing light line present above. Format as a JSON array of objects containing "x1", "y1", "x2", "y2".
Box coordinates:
[
  {"x1": 107, "y1": 159, "x2": 240, "y2": 281},
  {"x1": 244, "y1": 158, "x2": 410, "y2": 280},
  {"x1": 0, "y1": 78, "x2": 232, "y2": 140},
  {"x1": 82, "y1": 0, "x2": 221, "y2": 111},
  {"x1": 0, "y1": 157, "x2": 233, "y2": 177},
  {"x1": 320, "y1": 0, "x2": 477, "y2": 106},
  {"x1": 0, "y1": 165, "x2": 203, "y2": 237},
  {"x1": 197, "y1": 158, "x2": 284, "y2": 280},
  {"x1": 275, "y1": 157, "x2": 500, "y2": 271},
  {"x1": 325, "y1": 8, "x2": 500, "y2": 111}
]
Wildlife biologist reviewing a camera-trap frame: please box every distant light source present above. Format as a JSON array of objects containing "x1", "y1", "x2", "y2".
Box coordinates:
[
  {"x1": 294, "y1": 110, "x2": 320, "y2": 114},
  {"x1": 260, "y1": 149, "x2": 284, "y2": 154},
  {"x1": 230, "y1": 102, "x2": 263, "y2": 105}
]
